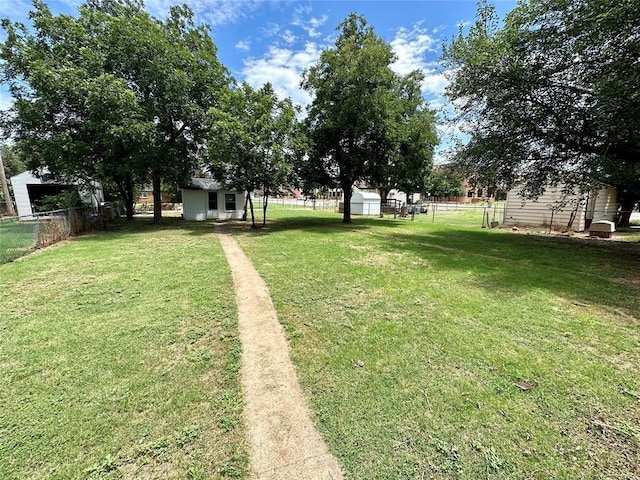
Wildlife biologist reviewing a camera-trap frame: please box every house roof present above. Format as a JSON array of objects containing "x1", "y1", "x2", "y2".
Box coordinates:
[{"x1": 182, "y1": 178, "x2": 224, "y2": 191}]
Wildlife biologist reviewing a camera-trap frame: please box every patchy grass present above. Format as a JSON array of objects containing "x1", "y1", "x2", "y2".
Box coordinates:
[
  {"x1": 233, "y1": 208, "x2": 640, "y2": 479},
  {"x1": 0, "y1": 219, "x2": 247, "y2": 479}
]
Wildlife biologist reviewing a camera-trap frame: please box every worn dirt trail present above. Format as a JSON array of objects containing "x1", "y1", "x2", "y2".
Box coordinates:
[{"x1": 217, "y1": 229, "x2": 344, "y2": 480}]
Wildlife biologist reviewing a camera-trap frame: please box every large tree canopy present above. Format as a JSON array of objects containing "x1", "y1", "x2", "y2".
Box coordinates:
[
  {"x1": 443, "y1": 0, "x2": 640, "y2": 225},
  {"x1": 301, "y1": 14, "x2": 437, "y2": 222},
  {"x1": 208, "y1": 82, "x2": 302, "y2": 227},
  {"x1": 373, "y1": 71, "x2": 438, "y2": 205},
  {"x1": 1, "y1": 0, "x2": 230, "y2": 222}
]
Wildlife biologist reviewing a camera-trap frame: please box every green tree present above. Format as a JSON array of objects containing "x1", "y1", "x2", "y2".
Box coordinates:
[
  {"x1": 1, "y1": 0, "x2": 229, "y2": 222},
  {"x1": 301, "y1": 14, "x2": 401, "y2": 223},
  {"x1": 208, "y1": 82, "x2": 302, "y2": 227},
  {"x1": 424, "y1": 166, "x2": 465, "y2": 198},
  {"x1": 0, "y1": 145, "x2": 25, "y2": 179},
  {"x1": 374, "y1": 71, "x2": 438, "y2": 205},
  {"x1": 443, "y1": 0, "x2": 640, "y2": 226}
]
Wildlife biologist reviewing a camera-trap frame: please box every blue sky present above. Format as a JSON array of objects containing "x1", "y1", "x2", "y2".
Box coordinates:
[{"x1": 0, "y1": 0, "x2": 518, "y2": 158}]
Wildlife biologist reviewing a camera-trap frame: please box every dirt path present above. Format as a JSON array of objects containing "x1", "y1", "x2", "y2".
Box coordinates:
[{"x1": 216, "y1": 229, "x2": 344, "y2": 480}]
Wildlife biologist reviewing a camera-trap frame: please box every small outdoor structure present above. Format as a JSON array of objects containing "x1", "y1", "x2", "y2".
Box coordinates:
[
  {"x1": 350, "y1": 188, "x2": 381, "y2": 216},
  {"x1": 181, "y1": 178, "x2": 245, "y2": 221},
  {"x1": 588, "y1": 220, "x2": 615, "y2": 238},
  {"x1": 10, "y1": 170, "x2": 103, "y2": 218},
  {"x1": 503, "y1": 184, "x2": 617, "y2": 231}
]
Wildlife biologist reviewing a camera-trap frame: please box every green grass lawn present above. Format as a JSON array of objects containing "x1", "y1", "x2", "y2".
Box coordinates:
[
  {"x1": 233, "y1": 208, "x2": 640, "y2": 479},
  {"x1": 3, "y1": 209, "x2": 639, "y2": 479},
  {"x1": 0, "y1": 220, "x2": 247, "y2": 479},
  {"x1": 0, "y1": 218, "x2": 37, "y2": 263}
]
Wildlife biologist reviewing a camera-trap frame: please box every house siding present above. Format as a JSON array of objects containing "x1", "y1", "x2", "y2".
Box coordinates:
[
  {"x1": 181, "y1": 188, "x2": 244, "y2": 221},
  {"x1": 504, "y1": 185, "x2": 617, "y2": 231},
  {"x1": 10, "y1": 171, "x2": 35, "y2": 217}
]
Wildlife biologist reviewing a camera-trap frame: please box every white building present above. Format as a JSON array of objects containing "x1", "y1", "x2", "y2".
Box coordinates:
[
  {"x1": 350, "y1": 188, "x2": 381, "y2": 216},
  {"x1": 503, "y1": 184, "x2": 618, "y2": 231},
  {"x1": 181, "y1": 178, "x2": 245, "y2": 221},
  {"x1": 10, "y1": 170, "x2": 103, "y2": 218}
]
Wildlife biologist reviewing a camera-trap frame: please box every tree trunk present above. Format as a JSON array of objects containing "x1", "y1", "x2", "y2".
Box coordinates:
[
  {"x1": 262, "y1": 188, "x2": 268, "y2": 227},
  {"x1": 117, "y1": 176, "x2": 135, "y2": 220},
  {"x1": 242, "y1": 192, "x2": 249, "y2": 221},
  {"x1": 247, "y1": 190, "x2": 256, "y2": 228},
  {"x1": 342, "y1": 182, "x2": 353, "y2": 223},
  {"x1": 124, "y1": 199, "x2": 134, "y2": 220},
  {"x1": 618, "y1": 196, "x2": 637, "y2": 228},
  {"x1": 0, "y1": 150, "x2": 16, "y2": 216},
  {"x1": 378, "y1": 187, "x2": 390, "y2": 215},
  {"x1": 152, "y1": 170, "x2": 162, "y2": 224}
]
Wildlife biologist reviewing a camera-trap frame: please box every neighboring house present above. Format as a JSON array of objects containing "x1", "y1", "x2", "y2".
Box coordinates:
[
  {"x1": 10, "y1": 170, "x2": 103, "y2": 218},
  {"x1": 503, "y1": 184, "x2": 618, "y2": 231},
  {"x1": 387, "y1": 190, "x2": 421, "y2": 204},
  {"x1": 436, "y1": 180, "x2": 500, "y2": 204},
  {"x1": 135, "y1": 186, "x2": 172, "y2": 205},
  {"x1": 181, "y1": 178, "x2": 245, "y2": 221}
]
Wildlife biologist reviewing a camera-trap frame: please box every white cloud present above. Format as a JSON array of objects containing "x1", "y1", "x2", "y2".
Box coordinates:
[
  {"x1": 0, "y1": 0, "x2": 35, "y2": 21},
  {"x1": 282, "y1": 29, "x2": 296, "y2": 45},
  {"x1": 293, "y1": 4, "x2": 312, "y2": 18},
  {"x1": 390, "y1": 25, "x2": 450, "y2": 97},
  {"x1": 55, "y1": 0, "x2": 82, "y2": 9},
  {"x1": 235, "y1": 40, "x2": 251, "y2": 51},
  {"x1": 422, "y1": 72, "x2": 449, "y2": 97},
  {"x1": 241, "y1": 42, "x2": 322, "y2": 107},
  {"x1": 39, "y1": 0, "x2": 265, "y2": 27},
  {"x1": 143, "y1": 0, "x2": 264, "y2": 26},
  {"x1": 292, "y1": 11, "x2": 328, "y2": 39},
  {"x1": 390, "y1": 25, "x2": 438, "y2": 76},
  {"x1": 261, "y1": 22, "x2": 282, "y2": 37}
]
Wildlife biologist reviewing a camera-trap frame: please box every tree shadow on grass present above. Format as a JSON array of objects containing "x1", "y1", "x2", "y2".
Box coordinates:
[
  {"x1": 77, "y1": 213, "x2": 400, "y2": 243},
  {"x1": 74, "y1": 215, "x2": 640, "y2": 319},
  {"x1": 376, "y1": 227, "x2": 640, "y2": 320},
  {"x1": 220, "y1": 214, "x2": 404, "y2": 238}
]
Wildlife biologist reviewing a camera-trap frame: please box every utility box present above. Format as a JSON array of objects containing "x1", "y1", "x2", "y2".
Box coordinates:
[{"x1": 588, "y1": 220, "x2": 615, "y2": 238}]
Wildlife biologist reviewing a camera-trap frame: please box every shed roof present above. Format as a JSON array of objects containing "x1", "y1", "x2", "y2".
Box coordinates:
[
  {"x1": 182, "y1": 178, "x2": 224, "y2": 191},
  {"x1": 352, "y1": 189, "x2": 381, "y2": 202}
]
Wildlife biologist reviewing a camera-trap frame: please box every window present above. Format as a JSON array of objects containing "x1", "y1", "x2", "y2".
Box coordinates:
[
  {"x1": 467, "y1": 190, "x2": 474, "y2": 197},
  {"x1": 208, "y1": 192, "x2": 218, "y2": 210},
  {"x1": 225, "y1": 193, "x2": 236, "y2": 211},
  {"x1": 477, "y1": 188, "x2": 483, "y2": 197},
  {"x1": 141, "y1": 191, "x2": 148, "y2": 199}
]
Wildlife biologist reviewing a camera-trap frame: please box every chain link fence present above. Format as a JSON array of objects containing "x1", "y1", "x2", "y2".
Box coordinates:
[{"x1": 0, "y1": 208, "x2": 92, "y2": 264}]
